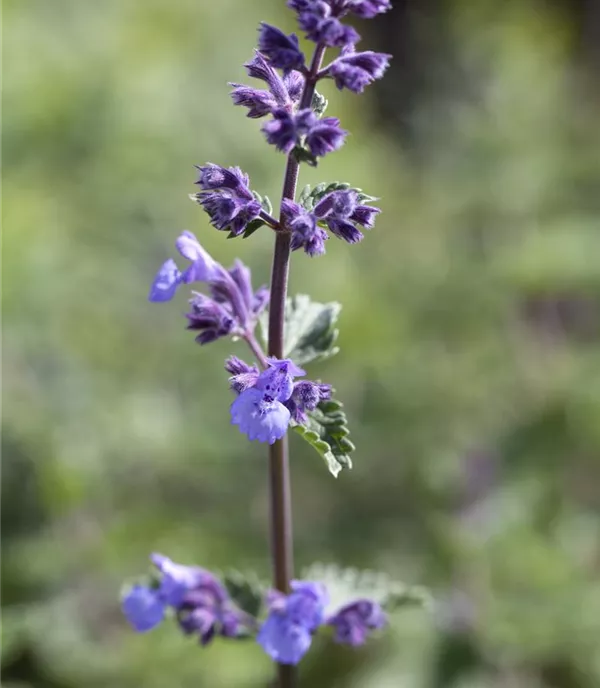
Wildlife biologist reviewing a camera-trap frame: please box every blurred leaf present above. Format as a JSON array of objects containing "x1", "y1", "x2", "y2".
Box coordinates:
[
  {"x1": 301, "y1": 562, "x2": 432, "y2": 613},
  {"x1": 223, "y1": 570, "x2": 265, "y2": 619}
]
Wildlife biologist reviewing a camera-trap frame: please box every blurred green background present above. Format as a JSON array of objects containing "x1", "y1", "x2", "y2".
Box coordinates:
[{"x1": 4, "y1": 0, "x2": 600, "y2": 686}]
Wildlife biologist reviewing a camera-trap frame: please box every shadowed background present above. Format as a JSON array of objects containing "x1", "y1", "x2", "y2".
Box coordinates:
[{"x1": 4, "y1": 0, "x2": 600, "y2": 686}]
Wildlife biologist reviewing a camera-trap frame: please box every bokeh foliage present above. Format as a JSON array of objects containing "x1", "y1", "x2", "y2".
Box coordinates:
[{"x1": 3, "y1": 0, "x2": 600, "y2": 686}]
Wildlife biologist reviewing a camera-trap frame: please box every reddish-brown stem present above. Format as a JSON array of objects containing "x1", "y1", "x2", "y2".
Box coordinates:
[{"x1": 267, "y1": 42, "x2": 327, "y2": 688}]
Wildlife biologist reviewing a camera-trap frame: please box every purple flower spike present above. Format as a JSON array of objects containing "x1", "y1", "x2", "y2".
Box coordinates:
[
  {"x1": 258, "y1": 23, "x2": 306, "y2": 71},
  {"x1": 327, "y1": 599, "x2": 387, "y2": 646},
  {"x1": 328, "y1": 50, "x2": 391, "y2": 94},
  {"x1": 257, "y1": 581, "x2": 328, "y2": 665},
  {"x1": 121, "y1": 585, "x2": 165, "y2": 632},
  {"x1": 229, "y1": 357, "x2": 305, "y2": 444}
]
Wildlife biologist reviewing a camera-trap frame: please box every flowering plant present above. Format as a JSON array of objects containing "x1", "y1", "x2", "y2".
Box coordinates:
[{"x1": 121, "y1": 1, "x2": 427, "y2": 684}]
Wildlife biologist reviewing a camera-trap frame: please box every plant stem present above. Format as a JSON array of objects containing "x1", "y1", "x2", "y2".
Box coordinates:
[
  {"x1": 244, "y1": 330, "x2": 269, "y2": 369},
  {"x1": 267, "y1": 43, "x2": 327, "y2": 688}
]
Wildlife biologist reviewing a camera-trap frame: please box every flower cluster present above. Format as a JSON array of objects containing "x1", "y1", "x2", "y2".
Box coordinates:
[
  {"x1": 123, "y1": 555, "x2": 387, "y2": 665},
  {"x1": 191, "y1": 163, "x2": 263, "y2": 236},
  {"x1": 228, "y1": 356, "x2": 331, "y2": 444},
  {"x1": 149, "y1": 230, "x2": 268, "y2": 344},
  {"x1": 282, "y1": 187, "x2": 380, "y2": 256},
  {"x1": 122, "y1": 554, "x2": 248, "y2": 644},
  {"x1": 226, "y1": 6, "x2": 390, "y2": 164}
]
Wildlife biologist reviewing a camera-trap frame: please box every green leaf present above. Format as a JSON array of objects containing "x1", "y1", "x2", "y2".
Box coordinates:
[
  {"x1": 292, "y1": 396, "x2": 354, "y2": 477},
  {"x1": 223, "y1": 570, "x2": 265, "y2": 619},
  {"x1": 286, "y1": 294, "x2": 342, "y2": 364},
  {"x1": 292, "y1": 145, "x2": 318, "y2": 167},
  {"x1": 298, "y1": 184, "x2": 312, "y2": 208},
  {"x1": 239, "y1": 218, "x2": 265, "y2": 239},
  {"x1": 312, "y1": 90, "x2": 328, "y2": 117},
  {"x1": 301, "y1": 563, "x2": 432, "y2": 614},
  {"x1": 261, "y1": 195, "x2": 273, "y2": 216}
]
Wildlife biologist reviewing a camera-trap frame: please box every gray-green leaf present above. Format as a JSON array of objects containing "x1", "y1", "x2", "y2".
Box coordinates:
[
  {"x1": 300, "y1": 562, "x2": 432, "y2": 614},
  {"x1": 312, "y1": 90, "x2": 329, "y2": 117},
  {"x1": 292, "y1": 397, "x2": 354, "y2": 477},
  {"x1": 287, "y1": 294, "x2": 342, "y2": 365}
]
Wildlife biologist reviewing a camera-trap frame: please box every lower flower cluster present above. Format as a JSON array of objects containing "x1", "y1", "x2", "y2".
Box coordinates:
[
  {"x1": 227, "y1": 356, "x2": 332, "y2": 444},
  {"x1": 122, "y1": 554, "x2": 387, "y2": 665}
]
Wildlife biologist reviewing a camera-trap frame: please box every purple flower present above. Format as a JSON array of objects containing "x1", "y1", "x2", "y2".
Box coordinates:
[
  {"x1": 305, "y1": 116, "x2": 347, "y2": 157},
  {"x1": 194, "y1": 163, "x2": 253, "y2": 198},
  {"x1": 230, "y1": 358, "x2": 306, "y2": 444},
  {"x1": 300, "y1": 13, "x2": 360, "y2": 47},
  {"x1": 281, "y1": 199, "x2": 328, "y2": 256},
  {"x1": 328, "y1": 50, "x2": 391, "y2": 93},
  {"x1": 285, "y1": 380, "x2": 332, "y2": 423},
  {"x1": 231, "y1": 389, "x2": 292, "y2": 444},
  {"x1": 225, "y1": 356, "x2": 260, "y2": 393},
  {"x1": 209, "y1": 259, "x2": 269, "y2": 323},
  {"x1": 288, "y1": 2, "x2": 360, "y2": 47},
  {"x1": 193, "y1": 163, "x2": 261, "y2": 236},
  {"x1": 148, "y1": 258, "x2": 182, "y2": 302},
  {"x1": 122, "y1": 554, "x2": 225, "y2": 634},
  {"x1": 346, "y1": 0, "x2": 392, "y2": 18},
  {"x1": 176, "y1": 574, "x2": 240, "y2": 646},
  {"x1": 230, "y1": 53, "x2": 297, "y2": 119},
  {"x1": 257, "y1": 581, "x2": 328, "y2": 665},
  {"x1": 314, "y1": 188, "x2": 380, "y2": 244},
  {"x1": 151, "y1": 553, "x2": 210, "y2": 607},
  {"x1": 283, "y1": 70, "x2": 305, "y2": 103},
  {"x1": 262, "y1": 109, "x2": 346, "y2": 158},
  {"x1": 186, "y1": 292, "x2": 235, "y2": 345},
  {"x1": 262, "y1": 109, "x2": 304, "y2": 154},
  {"x1": 122, "y1": 585, "x2": 165, "y2": 632},
  {"x1": 289, "y1": 0, "x2": 391, "y2": 19},
  {"x1": 230, "y1": 85, "x2": 278, "y2": 118},
  {"x1": 327, "y1": 599, "x2": 387, "y2": 646},
  {"x1": 258, "y1": 23, "x2": 305, "y2": 71},
  {"x1": 148, "y1": 231, "x2": 263, "y2": 335},
  {"x1": 148, "y1": 231, "x2": 225, "y2": 303}
]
